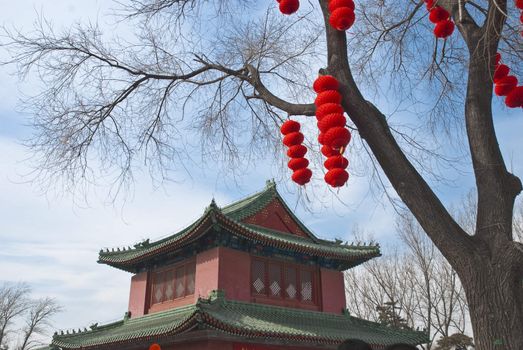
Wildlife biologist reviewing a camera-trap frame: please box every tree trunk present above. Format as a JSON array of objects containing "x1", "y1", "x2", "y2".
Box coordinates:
[{"x1": 457, "y1": 244, "x2": 523, "y2": 350}]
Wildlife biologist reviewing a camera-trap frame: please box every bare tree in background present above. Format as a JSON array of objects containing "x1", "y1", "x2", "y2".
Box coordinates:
[
  {"x1": 1, "y1": 0, "x2": 522, "y2": 348},
  {"x1": 345, "y1": 216, "x2": 469, "y2": 349},
  {"x1": 0, "y1": 284, "x2": 30, "y2": 348},
  {"x1": 0, "y1": 284, "x2": 62, "y2": 350}
]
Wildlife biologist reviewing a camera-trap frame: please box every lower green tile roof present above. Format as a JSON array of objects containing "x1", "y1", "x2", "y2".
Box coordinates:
[{"x1": 51, "y1": 291, "x2": 427, "y2": 349}]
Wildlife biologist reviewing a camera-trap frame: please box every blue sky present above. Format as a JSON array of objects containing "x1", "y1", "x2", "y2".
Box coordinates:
[{"x1": 0, "y1": 0, "x2": 521, "y2": 346}]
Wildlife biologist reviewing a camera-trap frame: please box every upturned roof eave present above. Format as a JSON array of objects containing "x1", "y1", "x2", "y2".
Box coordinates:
[{"x1": 97, "y1": 208, "x2": 380, "y2": 272}]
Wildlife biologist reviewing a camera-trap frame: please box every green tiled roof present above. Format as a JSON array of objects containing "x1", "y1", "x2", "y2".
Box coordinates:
[
  {"x1": 98, "y1": 181, "x2": 380, "y2": 271},
  {"x1": 50, "y1": 291, "x2": 428, "y2": 349}
]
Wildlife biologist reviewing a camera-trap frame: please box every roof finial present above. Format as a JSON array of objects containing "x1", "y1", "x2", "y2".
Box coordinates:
[{"x1": 265, "y1": 179, "x2": 276, "y2": 189}]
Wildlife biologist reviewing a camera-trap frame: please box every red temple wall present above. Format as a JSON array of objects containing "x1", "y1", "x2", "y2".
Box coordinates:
[
  {"x1": 320, "y1": 268, "x2": 346, "y2": 314},
  {"x1": 195, "y1": 247, "x2": 220, "y2": 299},
  {"x1": 130, "y1": 250, "x2": 347, "y2": 317},
  {"x1": 243, "y1": 198, "x2": 309, "y2": 238},
  {"x1": 128, "y1": 271, "x2": 148, "y2": 317},
  {"x1": 217, "y1": 247, "x2": 251, "y2": 302}
]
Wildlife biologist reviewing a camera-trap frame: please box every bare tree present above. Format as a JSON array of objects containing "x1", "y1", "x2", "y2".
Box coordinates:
[
  {"x1": 17, "y1": 298, "x2": 62, "y2": 350},
  {"x1": 345, "y1": 217, "x2": 470, "y2": 350},
  {"x1": 0, "y1": 284, "x2": 62, "y2": 350},
  {"x1": 2, "y1": 1, "x2": 522, "y2": 348},
  {"x1": 0, "y1": 284, "x2": 30, "y2": 348}
]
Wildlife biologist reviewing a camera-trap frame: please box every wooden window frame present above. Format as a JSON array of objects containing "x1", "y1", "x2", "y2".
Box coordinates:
[
  {"x1": 150, "y1": 259, "x2": 196, "y2": 307},
  {"x1": 250, "y1": 257, "x2": 320, "y2": 310}
]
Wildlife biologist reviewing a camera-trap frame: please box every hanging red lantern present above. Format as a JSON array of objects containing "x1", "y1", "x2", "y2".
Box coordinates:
[
  {"x1": 505, "y1": 86, "x2": 523, "y2": 108},
  {"x1": 493, "y1": 64, "x2": 510, "y2": 80},
  {"x1": 433, "y1": 20, "x2": 454, "y2": 38},
  {"x1": 287, "y1": 144, "x2": 308, "y2": 158},
  {"x1": 328, "y1": 0, "x2": 355, "y2": 12},
  {"x1": 316, "y1": 103, "x2": 344, "y2": 120},
  {"x1": 318, "y1": 132, "x2": 326, "y2": 145},
  {"x1": 425, "y1": 0, "x2": 435, "y2": 9},
  {"x1": 516, "y1": 0, "x2": 523, "y2": 9},
  {"x1": 292, "y1": 168, "x2": 313, "y2": 185},
  {"x1": 329, "y1": 7, "x2": 356, "y2": 31},
  {"x1": 288, "y1": 157, "x2": 309, "y2": 171},
  {"x1": 495, "y1": 53, "x2": 501, "y2": 65},
  {"x1": 149, "y1": 344, "x2": 161, "y2": 350},
  {"x1": 324, "y1": 155, "x2": 349, "y2": 170},
  {"x1": 315, "y1": 90, "x2": 343, "y2": 106},
  {"x1": 321, "y1": 145, "x2": 339, "y2": 157},
  {"x1": 280, "y1": 120, "x2": 301, "y2": 135},
  {"x1": 324, "y1": 127, "x2": 351, "y2": 149},
  {"x1": 325, "y1": 168, "x2": 349, "y2": 187},
  {"x1": 313, "y1": 75, "x2": 339, "y2": 93},
  {"x1": 279, "y1": 0, "x2": 300, "y2": 15},
  {"x1": 318, "y1": 113, "x2": 347, "y2": 132},
  {"x1": 283, "y1": 131, "x2": 304, "y2": 147},
  {"x1": 494, "y1": 76, "x2": 518, "y2": 96},
  {"x1": 429, "y1": 6, "x2": 450, "y2": 23}
]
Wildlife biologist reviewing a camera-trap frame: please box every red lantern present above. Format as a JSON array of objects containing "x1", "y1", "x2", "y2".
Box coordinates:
[
  {"x1": 318, "y1": 132, "x2": 326, "y2": 145},
  {"x1": 283, "y1": 131, "x2": 304, "y2": 147},
  {"x1": 288, "y1": 157, "x2": 309, "y2": 171},
  {"x1": 494, "y1": 76, "x2": 518, "y2": 96},
  {"x1": 493, "y1": 64, "x2": 510, "y2": 80},
  {"x1": 292, "y1": 168, "x2": 312, "y2": 185},
  {"x1": 429, "y1": 6, "x2": 449, "y2": 23},
  {"x1": 318, "y1": 113, "x2": 346, "y2": 132},
  {"x1": 505, "y1": 86, "x2": 523, "y2": 108},
  {"x1": 321, "y1": 145, "x2": 339, "y2": 157},
  {"x1": 149, "y1": 344, "x2": 161, "y2": 350},
  {"x1": 516, "y1": 0, "x2": 523, "y2": 10},
  {"x1": 324, "y1": 155, "x2": 349, "y2": 170},
  {"x1": 324, "y1": 127, "x2": 351, "y2": 149},
  {"x1": 280, "y1": 120, "x2": 301, "y2": 135},
  {"x1": 328, "y1": 0, "x2": 355, "y2": 12},
  {"x1": 279, "y1": 0, "x2": 300, "y2": 15},
  {"x1": 425, "y1": 0, "x2": 435, "y2": 9},
  {"x1": 325, "y1": 168, "x2": 349, "y2": 187},
  {"x1": 433, "y1": 20, "x2": 455, "y2": 38},
  {"x1": 329, "y1": 7, "x2": 356, "y2": 31},
  {"x1": 287, "y1": 144, "x2": 307, "y2": 158},
  {"x1": 314, "y1": 90, "x2": 343, "y2": 106},
  {"x1": 313, "y1": 75, "x2": 339, "y2": 93},
  {"x1": 495, "y1": 52, "x2": 501, "y2": 65},
  {"x1": 316, "y1": 103, "x2": 344, "y2": 120}
]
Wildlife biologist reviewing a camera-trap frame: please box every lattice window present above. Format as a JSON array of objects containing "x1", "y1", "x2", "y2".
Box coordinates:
[
  {"x1": 269, "y1": 264, "x2": 282, "y2": 297},
  {"x1": 153, "y1": 272, "x2": 164, "y2": 304},
  {"x1": 175, "y1": 266, "x2": 185, "y2": 298},
  {"x1": 186, "y1": 263, "x2": 195, "y2": 295},
  {"x1": 285, "y1": 266, "x2": 297, "y2": 300},
  {"x1": 300, "y1": 270, "x2": 313, "y2": 302},
  {"x1": 164, "y1": 270, "x2": 174, "y2": 301},
  {"x1": 252, "y1": 260, "x2": 266, "y2": 294}
]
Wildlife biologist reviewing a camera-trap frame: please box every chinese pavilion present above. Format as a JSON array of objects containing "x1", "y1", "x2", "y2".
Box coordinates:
[{"x1": 43, "y1": 181, "x2": 427, "y2": 350}]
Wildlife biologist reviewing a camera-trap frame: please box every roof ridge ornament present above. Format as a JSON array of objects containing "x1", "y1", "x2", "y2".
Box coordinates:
[
  {"x1": 208, "y1": 289, "x2": 226, "y2": 303},
  {"x1": 133, "y1": 239, "x2": 150, "y2": 249},
  {"x1": 265, "y1": 179, "x2": 276, "y2": 189}
]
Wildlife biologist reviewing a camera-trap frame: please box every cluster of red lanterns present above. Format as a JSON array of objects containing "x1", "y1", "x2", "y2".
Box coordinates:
[
  {"x1": 314, "y1": 75, "x2": 351, "y2": 188},
  {"x1": 277, "y1": 0, "x2": 300, "y2": 15},
  {"x1": 281, "y1": 120, "x2": 313, "y2": 185},
  {"x1": 424, "y1": 0, "x2": 455, "y2": 38},
  {"x1": 328, "y1": 0, "x2": 356, "y2": 31},
  {"x1": 494, "y1": 53, "x2": 523, "y2": 108}
]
